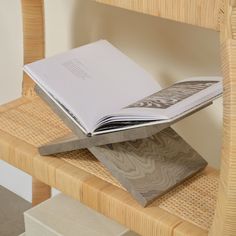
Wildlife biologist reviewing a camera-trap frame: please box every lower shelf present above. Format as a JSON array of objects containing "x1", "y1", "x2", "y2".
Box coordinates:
[{"x1": 0, "y1": 96, "x2": 218, "y2": 236}]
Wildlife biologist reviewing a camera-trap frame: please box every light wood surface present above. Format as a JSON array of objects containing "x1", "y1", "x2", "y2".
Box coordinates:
[
  {"x1": 32, "y1": 179, "x2": 51, "y2": 206},
  {"x1": 0, "y1": 0, "x2": 235, "y2": 235},
  {"x1": 209, "y1": 1, "x2": 236, "y2": 235},
  {"x1": 21, "y1": 0, "x2": 45, "y2": 97},
  {"x1": 22, "y1": 0, "x2": 51, "y2": 205},
  {"x1": 0, "y1": 97, "x2": 214, "y2": 236},
  {"x1": 95, "y1": 0, "x2": 223, "y2": 31}
]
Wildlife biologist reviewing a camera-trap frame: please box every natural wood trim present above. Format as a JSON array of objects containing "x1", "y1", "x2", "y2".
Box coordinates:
[
  {"x1": 32, "y1": 178, "x2": 51, "y2": 206},
  {"x1": 174, "y1": 222, "x2": 208, "y2": 236},
  {"x1": 0, "y1": 115, "x2": 208, "y2": 236},
  {"x1": 22, "y1": 0, "x2": 50, "y2": 204},
  {"x1": 0, "y1": 97, "x2": 30, "y2": 113},
  {"x1": 209, "y1": 1, "x2": 236, "y2": 235},
  {"x1": 19, "y1": 0, "x2": 236, "y2": 235},
  {"x1": 21, "y1": 0, "x2": 45, "y2": 97},
  {"x1": 95, "y1": 0, "x2": 222, "y2": 31}
]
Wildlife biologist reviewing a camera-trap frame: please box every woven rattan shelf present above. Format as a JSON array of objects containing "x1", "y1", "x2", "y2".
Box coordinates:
[
  {"x1": 0, "y1": 0, "x2": 235, "y2": 236},
  {"x1": 0, "y1": 96, "x2": 218, "y2": 236}
]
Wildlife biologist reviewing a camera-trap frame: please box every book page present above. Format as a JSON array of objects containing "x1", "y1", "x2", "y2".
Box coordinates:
[
  {"x1": 98, "y1": 77, "x2": 222, "y2": 129},
  {"x1": 127, "y1": 80, "x2": 219, "y2": 109},
  {"x1": 24, "y1": 40, "x2": 160, "y2": 133}
]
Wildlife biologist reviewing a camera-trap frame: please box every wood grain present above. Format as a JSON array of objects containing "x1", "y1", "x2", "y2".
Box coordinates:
[
  {"x1": 2, "y1": 0, "x2": 233, "y2": 235},
  {"x1": 95, "y1": 0, "x2": 223, "y2": 31},
  {"x1": 21, "y1": 0, "x2": 45, "y2": 97},
  {"x1": 32, "y1": 178, "x2": 51, "y2": 206},
  {"x1": 89, "y1": 128, "x2": 207, "y2": 206},
  {"x1": 174, "y1": 222, "x2": 208, "y2": 236},
  {"x1": 209, "y1": 1, "x2": 236, "y2": 235},
  {"x1": 0, "y1": 97, "x2": 216, "y2": 235},
  {"x1": 22, "y1": 0, "x2": 51, "y2": 205}
]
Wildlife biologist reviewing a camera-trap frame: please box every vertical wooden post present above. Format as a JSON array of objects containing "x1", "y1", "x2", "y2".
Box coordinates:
[
  {"x1": 209, "y1": 0, "x2": 236, "y2": 235},
  {"x1": 21, "y1": 0, "x2": 51, "y2": 205},
  {"x1": 32, "y1": 179, "x2": 51, "y2": 206},
  {"x1": 21, "y1": 0, "x2": 45, "y2": 97}
]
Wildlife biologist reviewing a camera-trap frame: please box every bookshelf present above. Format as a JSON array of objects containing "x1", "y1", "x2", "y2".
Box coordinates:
[{"x1": 0, "y1": 0, "x2": 234, "y2": 235}]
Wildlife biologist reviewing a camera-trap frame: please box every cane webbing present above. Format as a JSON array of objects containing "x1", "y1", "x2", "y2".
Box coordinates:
[{"x1": 0, "y1": 97, "x2": 218, "y2": 231}]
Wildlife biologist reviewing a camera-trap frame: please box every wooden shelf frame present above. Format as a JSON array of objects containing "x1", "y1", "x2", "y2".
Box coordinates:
[
  {"x1": 0, "y1": 0, "x2": 235, "y2": 235},
  {"x1": 96, "y1": 0, "x2": 223, "y2": 31}
]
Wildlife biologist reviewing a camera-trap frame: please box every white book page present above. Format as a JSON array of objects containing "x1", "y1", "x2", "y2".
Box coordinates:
[
  {"x1": 24, "y1": 40, "x2": 160, "y2": 133},
  {"x1": 106, "y1": 77, "x2": 222, "y2": 122}
]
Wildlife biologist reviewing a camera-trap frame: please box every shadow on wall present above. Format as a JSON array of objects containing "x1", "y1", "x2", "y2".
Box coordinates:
[{"x1": 70, "y1": 0, "x2": 222, "y2": 168}]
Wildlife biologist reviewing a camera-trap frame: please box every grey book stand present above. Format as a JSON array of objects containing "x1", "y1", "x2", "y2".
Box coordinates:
[{"x1": 36, "y1": 85, "x2": 216, "y2": 206}]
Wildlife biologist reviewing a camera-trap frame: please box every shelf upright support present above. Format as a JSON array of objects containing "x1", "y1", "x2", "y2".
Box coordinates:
[
  {"x1": 21, "y1": 0, "x2": 45, "y2": 98},
  {"x1": 21, "y1": 0, "x2": 51, "y2": 206},
  {"x1": 210, "y1": 0, "x2": 236, "y2": 235}
]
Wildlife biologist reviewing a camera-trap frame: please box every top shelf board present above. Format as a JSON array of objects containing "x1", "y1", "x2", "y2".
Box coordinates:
[{"x1": 95, "y1": 0, "x2": 223, "y2": 31}]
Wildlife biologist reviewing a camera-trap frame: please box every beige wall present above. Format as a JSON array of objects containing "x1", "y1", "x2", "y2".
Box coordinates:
[
  {"x1": 0, "y1": 0, "x2": 222, "y2": 178},
  {"x1": 0, "y1": 1, "x2": 22, "y2": 104}
]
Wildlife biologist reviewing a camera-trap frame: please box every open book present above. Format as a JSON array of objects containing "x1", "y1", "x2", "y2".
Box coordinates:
[{"x1": 24, "y1": 40, "x2": 222, "y2": 136}]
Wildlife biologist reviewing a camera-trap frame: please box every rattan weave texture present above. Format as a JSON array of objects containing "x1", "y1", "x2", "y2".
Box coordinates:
[{"x1": 0, "y1": 97, "x2": 218, "y2": 230}]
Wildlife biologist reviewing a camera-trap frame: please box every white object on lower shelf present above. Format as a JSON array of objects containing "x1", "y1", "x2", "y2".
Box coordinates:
[{"x1": 24, "y1": 194, "x2": 139, "y2": 236}]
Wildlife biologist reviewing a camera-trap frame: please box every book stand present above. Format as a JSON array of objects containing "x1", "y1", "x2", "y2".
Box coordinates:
[{"x1": 36, "y1": 85, "x2": 218, "y2": 206}]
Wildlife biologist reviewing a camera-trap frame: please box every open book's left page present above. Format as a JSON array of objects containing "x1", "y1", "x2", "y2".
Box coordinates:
[{"x1": 24, "y1": 40, "x2": 160, "y2": 134}]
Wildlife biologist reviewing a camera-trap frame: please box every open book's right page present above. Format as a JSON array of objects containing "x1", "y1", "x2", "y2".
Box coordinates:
[{"x1": 102, "y1": 77, "x2": 222, "y2": 124}]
